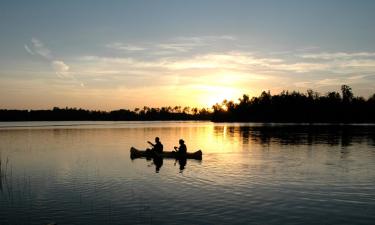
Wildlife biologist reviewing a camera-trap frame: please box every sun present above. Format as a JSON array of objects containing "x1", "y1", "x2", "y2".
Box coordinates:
[{"x1": 197, "y1": 85, "x2": 242, "y2": 107}]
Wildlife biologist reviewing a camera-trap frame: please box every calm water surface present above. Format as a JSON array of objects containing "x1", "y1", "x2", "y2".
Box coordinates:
[{"x1": 0, "y1": 121, "x2": 375, "y2": 225}]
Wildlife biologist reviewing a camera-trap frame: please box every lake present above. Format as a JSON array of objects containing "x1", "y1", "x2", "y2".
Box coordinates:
[{"x1": 0, "y1": 121, "x2": 375, "y2": 225}]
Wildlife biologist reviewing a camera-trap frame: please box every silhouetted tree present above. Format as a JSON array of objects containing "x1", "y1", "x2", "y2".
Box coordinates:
[
  {"x1": 211, "y1": 85, "x2": 375, "y2": 123},
  {"x1": 341, "y1": 84, "x2": 354, "y2": 103},
  {"x1": 0, "y1": 106, "x2": 211, "y2": 121}
]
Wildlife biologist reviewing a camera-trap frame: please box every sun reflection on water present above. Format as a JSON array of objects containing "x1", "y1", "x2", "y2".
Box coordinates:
[{"x1": 1, "y1": 122, "x2": 375, "y2": 225}]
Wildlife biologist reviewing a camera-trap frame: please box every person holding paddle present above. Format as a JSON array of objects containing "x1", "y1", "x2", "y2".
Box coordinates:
[
  {"x1": 147, "y1": 137, "x2": 163, "y2": 154},
  {"x1": 174, "y1": 139, "x2": 187, "y2": 155}
]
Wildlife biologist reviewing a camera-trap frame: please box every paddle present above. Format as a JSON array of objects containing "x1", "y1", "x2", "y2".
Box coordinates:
[{"x1": 147, "y1": 141, "x2": 155, "y2": 147}]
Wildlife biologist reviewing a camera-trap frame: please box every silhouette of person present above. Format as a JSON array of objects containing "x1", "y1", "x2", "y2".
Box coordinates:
[
  {"x1": 174, "y1": 139, "x2": 187, "y2": 155},
  {"x1": 147, "y1": 137, "x2": 163, "y2": 154}
]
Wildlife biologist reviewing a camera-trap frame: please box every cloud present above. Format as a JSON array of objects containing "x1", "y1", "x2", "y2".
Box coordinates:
[
  {"x1": 156, "y1": 35, "x2": 236, "y2": 53},
  {"x1": 293, "y1": 51, "x2": 375, "y2": 76},
  {"x1": 315, "y1": 78, "x2": 341, "y2": 86},
  {"x1": 78, "y1": 48, "x2": 375, "y2": 85},
  {"x1": 77, "y1": 51, "x2": 331, "y2": 77},
  {"x1": 52, "y1": 60, "x2": 71, "y2": 77},
  {"x1": 103, "y1": 38, "x2": 375, "y2": 77},
  {"x1": 30, "y1": 38, "x2": 52, "y2": 59},
  {"x1": 24, "y1": 38, "x2": 78, "y2": 83},
  {"x1": 344, "y1": 59, "x2": 375, "y2": 68},
  {"x1": 24, "y1": 44, "x2": 35, "y2": 55},
  {"x1": 106, "y1": 35, "x2": 237, "y2": 55},
  {"x1": 52, "y1": 60, "x2": 69, "y2": 72},
  {"x1": 161, "y1": 52, "x2": 329, "y2": 73},
  {"x1": 107, "y1": 40, "x2": 201, "y2": 53},
  {"x1": 347, "y1": 75, "x2": 367, "y2": 80},
  {"x1": 103, "y1": 38, "x2": 334, "y2": 74},
  {"x1": 72, "y1": 51, "x2": 315, "y2": 91},
  {"x1": 156, "y1": 43, "x2": 199, "y2": 52},
  {"x1": 299, "y1": 52, "x2": 375, "y2": 60},
  {"x1": 273, "y1": 62, "x2": 329, "y2": 73},
  {"x1": 24, "y1": 36, "x2": 375, "y2": 93},
  {"x1": 174, "y1": 35, "x2": 236, "y2": 42},
  {"x1": 106, "y1": 43, "x2": 146, "y2": 51},
  {"x1": 72, "y1": 46, "x2": 375, "y2": 94},
  {"x1": 293, "y1": 81, "x2": 313, "y2": 88}
]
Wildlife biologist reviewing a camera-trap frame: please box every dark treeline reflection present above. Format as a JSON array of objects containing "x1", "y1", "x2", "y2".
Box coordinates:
[
  {"x1": 215, "y1": 125, "x2": 375, "y2": 147},
  {"x1": 1, "y1": 85, "x2": 375, "y2": 122},
  {"x1": 213, "y1": 85, "x2": 375, "y2": 122}
]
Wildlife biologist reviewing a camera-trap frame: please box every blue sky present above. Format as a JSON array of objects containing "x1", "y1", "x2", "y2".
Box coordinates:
[{"x1": 1, "y1": 0, "x2": 375, "y2": 109}]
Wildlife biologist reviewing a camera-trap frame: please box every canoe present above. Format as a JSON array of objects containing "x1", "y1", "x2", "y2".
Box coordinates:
[{"x1": 130, "y1": 147, "x2": 202, "y2": 160}]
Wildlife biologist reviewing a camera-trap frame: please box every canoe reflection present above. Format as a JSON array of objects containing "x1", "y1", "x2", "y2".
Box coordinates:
[
  {"x1": 152, "y1": 156, "x2": 163, "y2": 173},
  {"x1": 135, "y1": 156, "x2": 188, "y2": 173},
  {"x1": 177, "y1": 157, "x2": 187, "y2": 172}
]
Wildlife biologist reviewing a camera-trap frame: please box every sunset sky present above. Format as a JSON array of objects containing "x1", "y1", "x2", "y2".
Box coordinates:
[{"x1": 1, "y1": 0, "x2": 375, "y2": 110}]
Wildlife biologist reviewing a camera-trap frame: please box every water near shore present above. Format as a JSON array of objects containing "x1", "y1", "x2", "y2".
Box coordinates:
[{"x1": 1, "y1": 121, "x2": 375, "y2": 225}]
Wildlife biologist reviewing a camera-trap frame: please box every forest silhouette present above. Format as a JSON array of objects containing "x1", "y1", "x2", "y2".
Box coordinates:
[
  {"x1": 212, "y1": 85, "x2": 375, "y2": 122},
  {"x1": 1, "y1": 85, "x2": 375, "y2": 123}
]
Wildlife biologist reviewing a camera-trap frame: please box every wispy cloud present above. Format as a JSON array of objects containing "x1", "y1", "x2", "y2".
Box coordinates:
[
  {"x1": 27, "y1": 38, "x2": 52, "y2": 59},
  {"x1": 25, "y1": 38, "x2": 53, "y2": 60},
  {"x1": 104, "y1": 38, "x2": 374, "y2": 75},
  {"x1": 106, "y1": 43, "x2": 146, "y2": 51},
  {"x1": 299, "y1": 52, "x2": 375, "y2": 60},
  {"x1": 163, "y1": 53, "x2": 284, "y2": 71},
  {"x1": 24, "y1": 38, "x2": 80, "y2": 84},
  {"x1": 107, "y1": 35, "x2": 237, "y2": 55},
  {"x1": 24, "y1": 44, "x2": 35, "y2": 55},
  {"x1": 291, "y1": 51, "x2": 375, "y2": 89},
  {"x1": 344, "y1": 59, "x2": 375, "y2": 68},
  {"x1": 315, "y1": 78, "x2": 341, "y2": 86},
  {"x1": 172, "y1": 35, "x2": 237, "y2": 44},
  {"x1": 23, "y1": 36, "x2": 375, "y2": 99},
  {"x1": 52, "y1": 60, "x2": 70, "y2": 78},
  {"x1": 74, "y1": 51, "x2": 339, "y2": 78},
  {"x1": 273, "y1": 62, "x2": 329, "y2": 73},
  {"x1": 347, "y1": 74, "x2": 368, "y2": 80},
  {"x1": 297, "y1": 51, "x2": 375, "y2": 75},
  {"x1": 72, "y1": 46, "x2": 375, "y2": 95},
  {"x1": 156, "y1": 43, "x2": 199, "y2": 52},
  {"x1": 158, "y1": 35, "x2": 236, "y2": 53}
]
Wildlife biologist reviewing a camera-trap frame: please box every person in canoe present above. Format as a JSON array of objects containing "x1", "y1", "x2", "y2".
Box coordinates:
[
  {"x1": 174, "y1": 139, "x2": 187, "y2": 155},
  {"x1": 147, "y1": 137, "x2": 163, "y2": 154}
]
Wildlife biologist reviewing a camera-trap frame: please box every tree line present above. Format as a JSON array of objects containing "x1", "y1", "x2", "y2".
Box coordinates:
[
  {"x1": 0, "y1": 106, "x2": 211, "y2": 121},
  {"x1": 1, "y1": 85, "x2": 374, "y2": 122},
  {"x1": 213, "y1": 85, "x2": 375, "y2": 122}
]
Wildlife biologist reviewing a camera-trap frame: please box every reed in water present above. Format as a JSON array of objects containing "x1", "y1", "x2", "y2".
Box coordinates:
[{"x1": 0, "y1": 154, "x2": 10, "y2": 179}]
